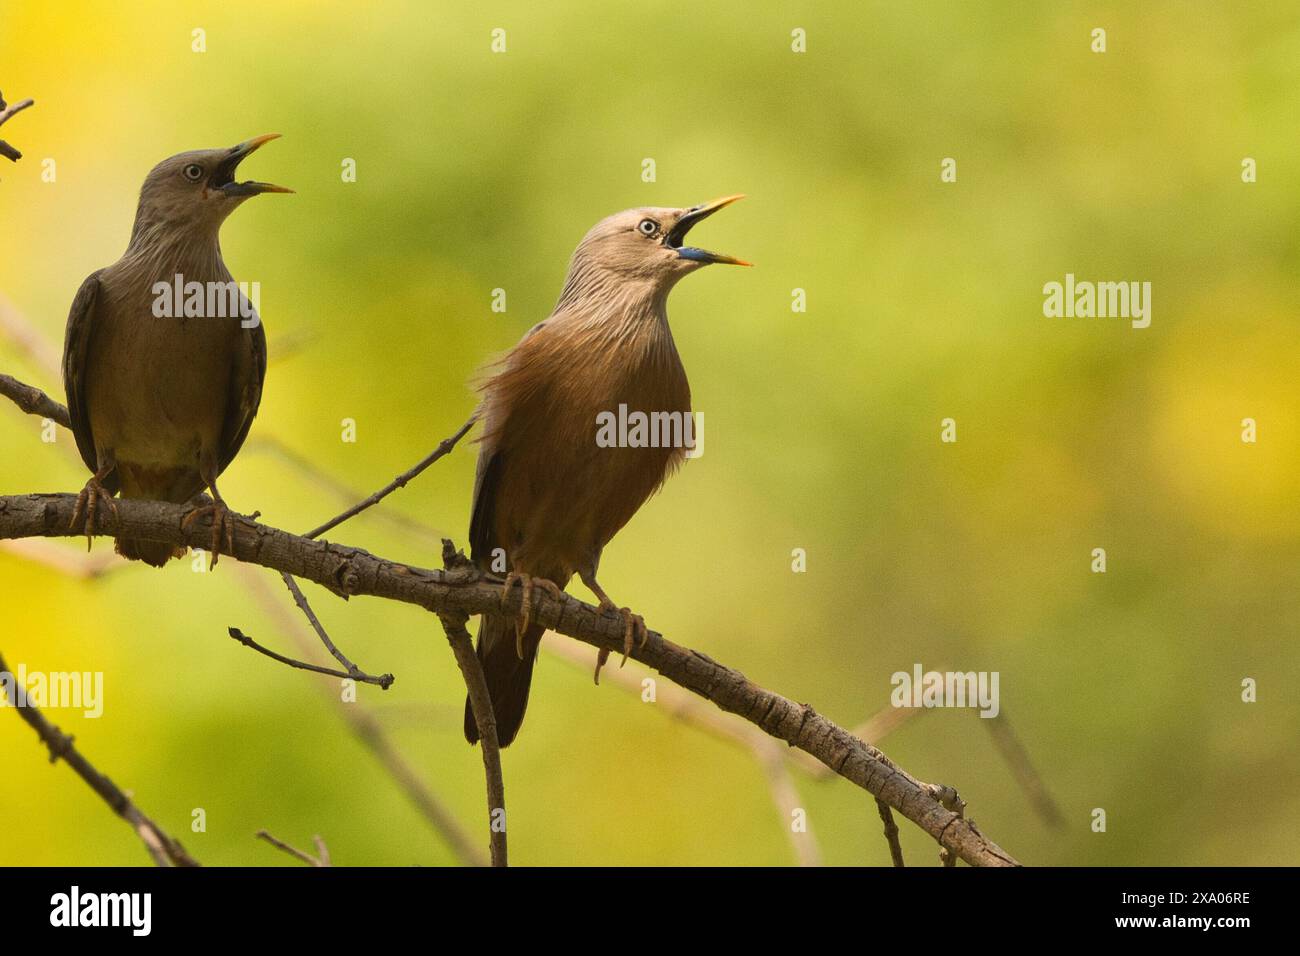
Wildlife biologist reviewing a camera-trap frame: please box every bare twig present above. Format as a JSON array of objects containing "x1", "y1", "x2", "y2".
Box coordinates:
[
  {"x1": 302, "y1": 413, "x2": 476, "y2": 541},
  {"x1": 239, "y1": 566, "x2": 487, "y2": 866},
  {"x1": 278, "y1": 573, "x2": 393, "y2": 688},
  {"x1": 228, "y1": 626, "x2": 368, "y2": 682},
  {"x1": 0, "y1": 93, "x2": 35, "y2": 164},
  {"x1": 248, "y1": 435, "x2": 446, "y2": 545},
  {"x1": 806, "y1": 690, "x2": 1061, "y2": 832},
  {"x1": 876, "y1": 798, "x2": 905, "y2": 867},
  {"x1": 0, "y1": 373, "x2": 69, "y2": 427},
  {"x1": 439, "y1": 542, "x2": 507, "y2": 867},
  {"x1": 982, "y1": 710, "x2": 1064, "y2": 829},
  {"x1": 255, "y1": 829, "x2": 329, "y2": 866},
  {"x1": 261, "y1": 413, "x2": 475, "y2": 691},
  {"x1": 0, "y1": 648, "x2": 198, "y2": 866}
]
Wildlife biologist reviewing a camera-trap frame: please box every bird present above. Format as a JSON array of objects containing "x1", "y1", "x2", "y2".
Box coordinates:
[
  {"x1": 464, "y1": 195, "x2": 749, "y2": 747},
  {"x1": 61, "y1": 135, "x2": 291, "y2": 567}
]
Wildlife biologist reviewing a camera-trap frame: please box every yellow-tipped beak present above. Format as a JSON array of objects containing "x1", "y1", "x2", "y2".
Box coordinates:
[
  {"x1": 238, "y1": 133, "x2": 282, "y2": 153},
  {"x1": 668, "y1": 194, "x2": 751, "y2": 266},
  {"x1": 217, "y1": 133, "x2": 293, "y2": 195}
]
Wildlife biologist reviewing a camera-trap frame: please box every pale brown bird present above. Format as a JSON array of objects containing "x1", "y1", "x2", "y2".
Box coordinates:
[
  {"x1": 464, "y1": 196, "x2": 749, "y2": 747},
  {"x1": 62, "y1": 135, "x2": 291, "y2": 566}
]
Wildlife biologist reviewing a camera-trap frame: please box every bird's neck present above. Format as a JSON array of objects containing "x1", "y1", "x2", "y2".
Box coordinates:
[
  {"x1": 556, "y1": 264, "x2": 677, "y2": 330},
  {"x1": 122, "y1": 217, "x2": 228, "y2": 282}
]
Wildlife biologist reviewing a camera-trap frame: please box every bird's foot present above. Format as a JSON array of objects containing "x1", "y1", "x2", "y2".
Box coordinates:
[
  {"x1": 591, "y1": 600, "x2": 647, "y2": 683},
  {"x1": 181, "y1": 499, "x2": 237, "y2": 568},
  {"x1": 500, "y1": 572, "x2": 564, "y2": 656},
  {"x1": 68, "y1": 474, "x2": 119, "y2": 551}
]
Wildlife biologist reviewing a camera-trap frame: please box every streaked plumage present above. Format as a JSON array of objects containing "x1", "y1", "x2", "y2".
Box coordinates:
[{"x1": 464, "y1": 197, "x2": 748, "y2": 747}]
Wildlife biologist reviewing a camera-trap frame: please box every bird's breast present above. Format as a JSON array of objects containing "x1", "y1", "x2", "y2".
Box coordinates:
[
  {"x1": 482, "y1": 317, "x2": 693, "y2": 574},
  {"x1": 86, "y1": 260, "x2": 253, "y2": 469}
]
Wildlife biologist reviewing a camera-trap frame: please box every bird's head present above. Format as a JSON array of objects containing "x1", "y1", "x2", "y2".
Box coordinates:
[
  {"x1": 564, "y1": 196, "x2": 750, "y2": 296},
  {"x1": 132, "y1": 134, "x2": 292, "y2": 238}
]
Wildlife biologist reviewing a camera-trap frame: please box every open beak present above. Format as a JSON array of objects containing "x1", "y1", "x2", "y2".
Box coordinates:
[
  {"x1": 667, "y1": 194, "x2": 751, "y2": 266},
  {"x1": 214, "y1": 133, "x2": 293, "y2": 197}
]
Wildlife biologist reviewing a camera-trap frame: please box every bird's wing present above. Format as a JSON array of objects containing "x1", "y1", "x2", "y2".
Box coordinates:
[
  {"x1": 467, "y1": 316, "x2": 553, "y2": 566},
  {"x1": 468, "y1": 443, "x2": 504, "y2": 566},
  {"x1": 61, "y1": 272, "x2": 110, "y2": 485},
  {"x1": 218, "y1": 319, "x2": 267, "y2": 474}
]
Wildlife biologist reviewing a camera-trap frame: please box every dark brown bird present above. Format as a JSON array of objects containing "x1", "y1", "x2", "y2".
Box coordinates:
[
  {"x1": 465, "y1": 196, "x2": 748, "y2": 747},
  {"x1": 62, "y1": 135, "x2": 291, "y2": 566}
]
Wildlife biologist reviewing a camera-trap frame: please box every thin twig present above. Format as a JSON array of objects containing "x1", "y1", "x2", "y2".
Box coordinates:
[
  {"x1": 0, "y1": 648, "x2": 198, "y2": 866},
  {"x1": 982, "y1": 709, "x2": 1065, "y2": 829},
  {"x1": 302, "y1": 414, "x2": 476, "y2": 541},
  {"x1": 269, "y1": 414, "x2": 475, "y2": 690},
  {"x1": 439, "y1": 613, "x2": 507, "y2": 868},
  {"x1": 439, "y1": 543, "x2": 507, "y2": 867},
  {"x1": 248, "y1": 435, "x2": 446, "y2": 545},
  {"x1": 0, "y1": 94, "x2": 35, "y2": 164},
  {"x1": 227, "y1": 626, "x2": 367, "y2": 682},
  {"x1": 876, "y1": 798, "x2": 905, "y2": 867},
  {"x1": 239, "y1": 566, "x2": 487, "y2": 866},
  {"x1": 278, "y1": 573, "x2": 394, "y2": 688},
  {"x1": 255, "y1": 829, "x2": 329, "y2": 867}
]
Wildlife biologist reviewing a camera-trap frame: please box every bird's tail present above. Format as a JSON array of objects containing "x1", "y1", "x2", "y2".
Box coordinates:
[
  {"x1": 114, "y1": 536, "x2": 185, "y2": 568},
  {"x1": 113, "y1": 467, "x2": 190, "y2": 568},
  {"x1": 464, "y1": 613, "x2": 543, "y2": 748}
]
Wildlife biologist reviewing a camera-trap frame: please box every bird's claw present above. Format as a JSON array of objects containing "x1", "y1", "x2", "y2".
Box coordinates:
[
  {"x1": 182, "y1": 500, "x2": 237, "y2": 568},
  {"x1": 68, "y1": 478, "x2": 119, "y2": 551},
  {"x1": 68, "y1": 475, "x2": 119, "y2": 551},
  {"x1": 592, "y1": 601, "x2": 647, "y2": 683},
  {"x1": 500, "y1": 572, "x2": 564, "y2": 657}
]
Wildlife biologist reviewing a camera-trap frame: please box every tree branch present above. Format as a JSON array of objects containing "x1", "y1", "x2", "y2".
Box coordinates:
[
  {"x1": 255, "y1": 829, "x2": 330, "y2": 867},
  {"x1": 0, "y1": 373, "x2": 69, "y2": 427},
  {"x1": 0, "y1": 648, "x2": 198, "y2": 866},
  {"x1": 437, "y1": 541, "x2": 506, "y2": 867},
  {"x1": 0, "y1": 93, "x2": 35, "y2": 164},
  {"x1": 0, "y1": 492, "x2": 1019, "y2": 866},
  {"x1": 227, "y1": 626, "x2": 366, "y2": 683},
  {"x1": 439, "y1": 623, "x2": 507, "y2": 866},
  {"x1": 876, "y1": 798, "x2": 905, "y2": 867}
]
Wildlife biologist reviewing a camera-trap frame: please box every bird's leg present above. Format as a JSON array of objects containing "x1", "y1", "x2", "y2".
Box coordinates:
[
  {"x1": 182, "y1": 475, "x2": 237, "y2": 568},
  {"x1": 499, "y1": 571, "x2": 564, "y2": 657},
  {"x1": 68, "y1": 461, "x2": 119, "y2": 551},
  {"x1": 578, "y1": 570, "x2": 647, "y2": 680}
]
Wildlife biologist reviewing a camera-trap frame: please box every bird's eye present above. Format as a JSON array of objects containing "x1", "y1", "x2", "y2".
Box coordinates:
[
  {"x1": 637, "y1": 218, "x2": 659, "y2": 237},
  {"x1": 182, "y1": 164, "x2": 205, "y2": 182}
]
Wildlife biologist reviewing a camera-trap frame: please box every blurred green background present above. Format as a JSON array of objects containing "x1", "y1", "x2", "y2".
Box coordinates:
[{"x1": 1, "y1": 0, "x2": 1297, "y2": 866}]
